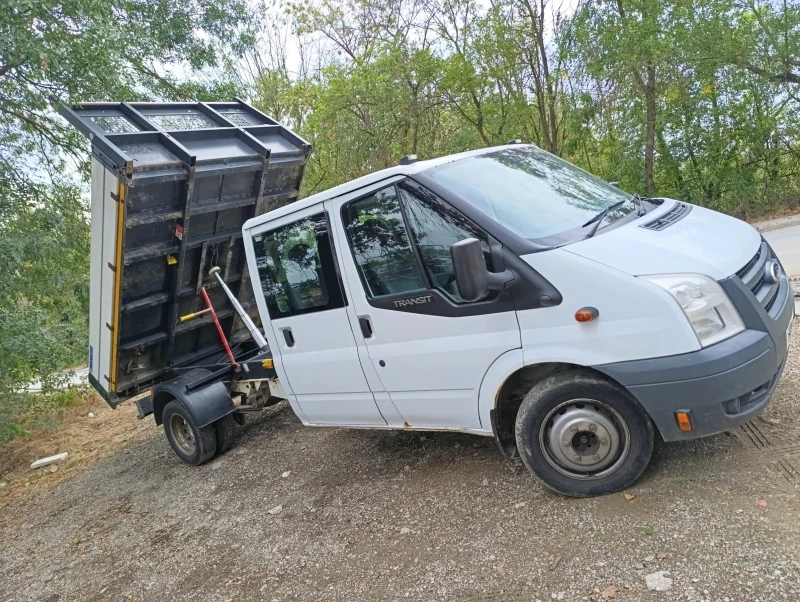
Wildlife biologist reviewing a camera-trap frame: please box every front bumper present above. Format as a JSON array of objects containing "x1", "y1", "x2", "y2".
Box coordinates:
[{"x1": 596, "y1": 275, "x2": 794, "y2": 441}]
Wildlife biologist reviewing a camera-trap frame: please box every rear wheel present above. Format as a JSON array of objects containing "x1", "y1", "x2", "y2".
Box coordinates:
[
  {"x1": 515, "y1": 371, "x2": 654, "y2": 497},
  {"x1": 162, "y1": 400, "x2": 217, "y2": 465},
  {"x1": 214, "y1": 414, "x2": 238, "y2": 455}
]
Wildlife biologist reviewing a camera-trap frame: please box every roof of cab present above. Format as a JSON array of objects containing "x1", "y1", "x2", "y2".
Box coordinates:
[{"x1": 243, "y1": 143, "x2": 529, "y2": 231}]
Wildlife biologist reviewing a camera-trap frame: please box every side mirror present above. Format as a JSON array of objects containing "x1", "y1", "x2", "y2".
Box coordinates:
[{"x1": 450, "y1": 238, "x2": 515, "y2": 302}]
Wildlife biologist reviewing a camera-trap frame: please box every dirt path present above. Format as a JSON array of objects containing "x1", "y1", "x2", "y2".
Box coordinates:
[
  {"x1": 0, "y1": 397, "x2": 151, "y2": 511},
  {"x1": 1, "y1": 324, "x2": 800, "y2": 601}
]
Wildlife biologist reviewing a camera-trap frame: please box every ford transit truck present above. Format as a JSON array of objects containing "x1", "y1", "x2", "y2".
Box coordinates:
[{"x1": 61, "y1": 100, "x2": 794, "y2": 497}]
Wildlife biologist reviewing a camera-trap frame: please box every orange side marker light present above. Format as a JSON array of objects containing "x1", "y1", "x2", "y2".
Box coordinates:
[
  {"x1": 575, "y1": 307, "x2": 599, "y2": 322},
  {"x1": 675, "y1": 411, "x2": 693, "y2": 432}
]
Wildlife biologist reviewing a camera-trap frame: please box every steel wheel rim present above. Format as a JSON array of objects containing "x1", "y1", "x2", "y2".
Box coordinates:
[
  {"x1": 538, "y1": 399, "x2": 630, "y2": 480},
  {"x1": 170, "y1": 413, "x2": 196, "y2": 456}
]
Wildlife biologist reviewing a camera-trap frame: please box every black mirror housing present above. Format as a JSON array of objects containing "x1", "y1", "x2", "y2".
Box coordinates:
[{"x1": 451, "y1": 238, "x2": 515, "y2": 302}]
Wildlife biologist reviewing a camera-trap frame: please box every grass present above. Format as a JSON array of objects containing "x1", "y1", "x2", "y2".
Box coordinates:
[{"x1": 0, "y1": 387, "x2": 89, "y2": 445}]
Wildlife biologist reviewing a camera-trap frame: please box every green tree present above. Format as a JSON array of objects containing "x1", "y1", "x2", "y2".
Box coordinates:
[{"x1": 0, "y1": 0, "x2": 256, "y2": 438}]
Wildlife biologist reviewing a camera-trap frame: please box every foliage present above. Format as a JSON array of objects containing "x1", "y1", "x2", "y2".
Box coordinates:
[
  {"x1": 0, "y1": 0, "x2": 256, "y2": 441},
  {"x1": 0, "y1": 179, "x2": 90, "y2": 384},
  {"x1": 244, "y1": 0, "x2": 800, "y2": 217},
  {"x1": 0, "y1": 388, "x2": 87, "y2": 444}
]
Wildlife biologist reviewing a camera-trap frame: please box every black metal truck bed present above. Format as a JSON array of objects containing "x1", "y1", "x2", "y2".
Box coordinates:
[{"x1": 60, "y1": 100, "x2": 309, "y2": 404}]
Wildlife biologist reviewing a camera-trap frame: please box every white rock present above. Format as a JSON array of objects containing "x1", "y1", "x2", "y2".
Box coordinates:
[
  {"x1": 0, "y1": 482, "x2": 6, "y2": 490},
  {"x1": 645, "y1": 571, "x2": 673, "y2": 592},
  {"x1": 399, "y1": 527, "x2": 411, "y2": 535},
  {"x1": 88, "y1": 412, "x2": 95, "y2": 418},
  {"x1": 644, "y1": 554, "x2": 656, "y2": 562},
  {"x1": 31, "y1": 452, "x2": 68, "y2": 470},
  {"x1": 281, "y1": 471, "x2": 291, "y2": 478},
  {"x1": 268, "y1": 505, "x2": 282, "y2": 515},
  {"x1": 481, "y1": 478, "x2": 489, "y2": 486}
]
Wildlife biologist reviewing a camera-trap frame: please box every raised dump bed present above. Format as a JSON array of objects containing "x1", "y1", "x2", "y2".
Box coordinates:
[{"x1": 60, "y1": 100, "x2": 310, "y2": 405}]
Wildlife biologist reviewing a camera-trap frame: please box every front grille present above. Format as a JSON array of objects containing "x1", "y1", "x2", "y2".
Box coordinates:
[
  {"x1": 735, "y1": 241, "x2": 782, "y2": 318},
  {"x1": 764, "y1": 287, "x2": 780, "y2": 313},
  {"x1": 736, "y1": 246, "x2": 761, "y2": 279},
  {"x1": 640, "y1": 202, "x2": 692, "y2": 231}
]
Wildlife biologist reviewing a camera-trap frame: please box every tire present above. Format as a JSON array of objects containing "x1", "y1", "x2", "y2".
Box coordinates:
[
  {"x1": 515, "y1": 371, "x2": 654, "y2": 498},
  {"x1": 214, "y1": 414, "x2": 238, "y2": 455},
  {"x1": 162, "y1": 399, "x2": 217, "y2": 465}
]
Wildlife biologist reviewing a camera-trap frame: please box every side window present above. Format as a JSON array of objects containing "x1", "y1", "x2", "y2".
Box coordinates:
[
  {"x1": 399, "y1": 184, "x2": 493, "y2": 303},
  {"x1": 253, "y1": 213, "x2": 345, "y2": 318},
  {"x1": 342, "y1": 186, "x2": 427, "y2": 298}
]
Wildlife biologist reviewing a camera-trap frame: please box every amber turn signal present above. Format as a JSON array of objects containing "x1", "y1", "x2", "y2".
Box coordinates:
[
  {"x1": 575, "y1": 307, "x2": 599, "y2": 322},
  {"x1": 675, "y1": 411, "x2": 693, "y2": 432}
]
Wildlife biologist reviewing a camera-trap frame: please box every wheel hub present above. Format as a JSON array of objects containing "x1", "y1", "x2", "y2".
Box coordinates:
[
  {"x1": 540, "y1": 400, "x2": 629, "y2": 479},
  {"x1": 571, "y1": 430, "x2": 599, "y2": 455},
  {"x1": 170, "y1": 414, "x2": 196, "y2": 456}
]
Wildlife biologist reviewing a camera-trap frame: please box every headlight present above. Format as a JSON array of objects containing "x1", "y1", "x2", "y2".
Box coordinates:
[{"x1": 640, "y1": 274, "x2": 744, "y2": 347}]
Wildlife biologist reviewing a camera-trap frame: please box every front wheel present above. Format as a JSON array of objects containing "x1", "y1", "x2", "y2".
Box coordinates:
[{"x1": 515, "y1": 371, "x2": 654, "y2": 497}]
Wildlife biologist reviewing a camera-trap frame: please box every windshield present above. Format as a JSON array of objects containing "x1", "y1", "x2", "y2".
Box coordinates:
[{"x1": 428, "y1": 146, "x2": 634, "y2": 244}]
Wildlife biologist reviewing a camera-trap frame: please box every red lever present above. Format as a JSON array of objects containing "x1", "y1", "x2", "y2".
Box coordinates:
[{"x1": 200, "y1": 286, "x2": 239, "y2": 371}]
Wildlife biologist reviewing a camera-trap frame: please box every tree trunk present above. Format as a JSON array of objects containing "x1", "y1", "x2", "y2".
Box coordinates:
[{"x1": 644, "y1": 63, "x2": 656, "y2": 197}]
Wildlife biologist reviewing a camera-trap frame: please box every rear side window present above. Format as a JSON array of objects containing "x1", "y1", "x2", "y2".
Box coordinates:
[
  {"x1": 253, "y1": 213, "x2": 345, "y2": 318},
  {"x1": 342, "y1": 186, "x2": 427, "y2": 298}
]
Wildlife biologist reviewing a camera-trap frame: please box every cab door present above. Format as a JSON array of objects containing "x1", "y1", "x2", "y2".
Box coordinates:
[
  {"x1": 329, "y1": 180, "x2": 521, "y2": 430},
  {"x1": 245, "y1": 205, "x2": 386, "y2": 426}
]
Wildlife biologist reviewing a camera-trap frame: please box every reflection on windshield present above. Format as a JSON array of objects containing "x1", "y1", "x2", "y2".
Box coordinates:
[{"x1": 429, "y1": 146, "x2": 633, "y2": 242}]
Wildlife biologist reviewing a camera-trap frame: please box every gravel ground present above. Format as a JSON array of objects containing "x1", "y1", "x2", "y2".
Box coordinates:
[{"x1": 1, "y1": 319, "x2": 799, "y2": 602}]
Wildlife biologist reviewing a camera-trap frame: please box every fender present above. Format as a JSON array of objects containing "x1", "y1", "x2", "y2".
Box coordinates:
[
  {"x1": 478, "y1": 348, "x2": 524, "y2": 431},
  {"x1": 152, "y1": 369, "x2": 235, "y2": 428}
]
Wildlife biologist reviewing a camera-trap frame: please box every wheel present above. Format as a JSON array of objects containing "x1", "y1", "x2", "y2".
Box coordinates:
[
  {"x1": 162, "y1": 400, "x2": 217, "y2": 465},
  {"x1": 214, "y1": 414, "x2": 238, "y2": 455},
  {"x1": 515, "y1": 371, "x2": 654, "y2": 497}
]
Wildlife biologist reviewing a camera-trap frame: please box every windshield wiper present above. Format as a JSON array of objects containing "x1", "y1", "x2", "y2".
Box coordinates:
[
  {"x1": 632, "y1": 193, "x2": 649, "y2": 216},
  {"x1": 582, "y1": 200, "x2": 625, "y2": 238}
]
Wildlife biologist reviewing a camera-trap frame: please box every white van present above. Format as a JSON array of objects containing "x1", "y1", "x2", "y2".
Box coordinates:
[{"x1": 241, "y1": 143, "x2": 794, "y2": 497}]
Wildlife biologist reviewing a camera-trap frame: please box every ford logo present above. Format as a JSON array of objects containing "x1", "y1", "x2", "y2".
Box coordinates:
[{"x1": 765, "y1": 260, "x2": 781, "y2": 284}]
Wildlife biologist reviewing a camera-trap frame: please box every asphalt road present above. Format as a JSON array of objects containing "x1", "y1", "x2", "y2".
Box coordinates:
[{"x1": 765, "y1": 224, "x2": 800, "y2": 278}]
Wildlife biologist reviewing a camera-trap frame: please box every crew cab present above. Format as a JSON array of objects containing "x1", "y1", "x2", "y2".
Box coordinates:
[{"x1": 64, "y1": 101, "x2": 795, "y2": 497}]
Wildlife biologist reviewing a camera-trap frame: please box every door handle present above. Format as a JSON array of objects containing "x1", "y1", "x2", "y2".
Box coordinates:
[
  {"x1": 358, "y1": 316, "x2": 373, "y2": 338},
  {"x1": 282, "y1": 328, "x2": 295, "y2": 347}
]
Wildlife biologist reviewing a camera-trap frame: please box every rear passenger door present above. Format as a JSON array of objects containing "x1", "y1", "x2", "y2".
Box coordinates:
[
  {"x1": 248, "y1": 206, "x2": 386, "y2": 426},
  {"x1": 330, "y1": 180, "x2": 521, "y2": 430}
]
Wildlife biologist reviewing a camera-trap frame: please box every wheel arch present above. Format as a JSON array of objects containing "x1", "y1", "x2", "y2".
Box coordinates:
[
  {"x1": 484, "y1": 358, "x2": 631, "y2": 452},
  {"x1": 153, "y1": 389, "x2": 176, "y2": 426},
  {"x1": 152, "y1": 369, "x2": 235, "y2": 428}
]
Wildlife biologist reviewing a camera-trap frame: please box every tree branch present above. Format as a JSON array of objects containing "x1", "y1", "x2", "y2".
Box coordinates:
[{"x1": 739, "y1": 62, "x2": 800, "y2": 84}]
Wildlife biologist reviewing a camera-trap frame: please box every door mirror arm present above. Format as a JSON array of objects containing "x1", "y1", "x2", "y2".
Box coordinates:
[{"x1": 451, "y1": 238, "x2": 516, "y2": 303}]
